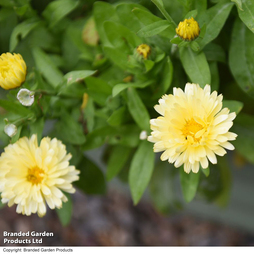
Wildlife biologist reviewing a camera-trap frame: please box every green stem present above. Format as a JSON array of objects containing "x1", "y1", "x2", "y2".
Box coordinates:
[
  {"x1": 34, "y1": 90, "x2": 79, "y2": 99},
  {"x1": 12, "y1": 114, "x2": 35, "y2": 126},
  {"x1": 151, "y1": 0, "x2": 177, "y2": 28}
]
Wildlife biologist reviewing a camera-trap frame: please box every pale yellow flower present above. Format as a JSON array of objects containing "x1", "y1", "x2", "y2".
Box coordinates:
[
  {"x1": 176, "y1": 17, "x2": 200, "y2": 41},
  {"x1": 0, "y1": 135, "x2": 80, "y2": 217},
  {"x1": 148, "y1": 83, "x2": 237, "y2": 173},
  {"x1": 0, "y1": 53, "x2": 27, "y2": 90}
]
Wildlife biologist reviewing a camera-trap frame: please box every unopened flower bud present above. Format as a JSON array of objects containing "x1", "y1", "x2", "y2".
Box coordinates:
[
  {"x1": 176, "y1": 17, "x2": 200, "y2": 41},
  {"x1": 139, "y1": 130, "x2": 148, "y2": 140},
  {"x1": 4, "y1": 124, "x2": 17, "y2": 137},
  {"x1": 135, "y1": 44, "x2": 152, "y2": 60},
  {"x1": 17, "y1": 88, "x2": 35, "y2": 106},
  {"x1": 0, "y1": 53, "x2": 27, "y2": 90}
]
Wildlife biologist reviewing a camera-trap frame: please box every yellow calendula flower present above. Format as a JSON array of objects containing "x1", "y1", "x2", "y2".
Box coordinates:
[
  {"x1": 0, "y1": 135, "x2": 80, "y2": 217},
  {"x1": 176, "y1": 17, "x2": 200, "y2": 41},
  {"x1": 136, "y1": 44, "x2": 151, "y2": 60},
  {"x1": 0, "y1": 53, "x2": 27, "y2": 90},
  {"x1": 148, "y1": 83, "x2": 237, "y2": 174}
]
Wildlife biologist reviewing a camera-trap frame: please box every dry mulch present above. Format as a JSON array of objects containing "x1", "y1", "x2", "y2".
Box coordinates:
[{"x1": 0, "y1": 188, "x2": 253, "y2": 246}]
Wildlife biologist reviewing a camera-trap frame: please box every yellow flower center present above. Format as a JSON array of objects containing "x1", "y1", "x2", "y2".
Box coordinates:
[
  {"x1": 182, "y1": 118, "x2": 204, "y2": 142},
  {"x1": 176, "y1": 17, "x2": 200, "y2": 41},
  {"x1": 27, "y1": 167, "x2": 45, "y2": 185},
  {"x1": 136, "y1": 44, "x2": 151, "y2": 59}
]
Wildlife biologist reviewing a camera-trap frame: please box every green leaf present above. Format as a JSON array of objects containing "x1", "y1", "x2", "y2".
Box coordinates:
[
  {"x1": 153, "y1": 56, "x2": 173, "y2": 98},
  {"x1": 32, "y1": 47, "x2": 63, "y2": 88},
  {"x1": 179, "y1": 46, "x2": 211, "y2": 87},
  {"x1": 30, "y1": 118, "x2": 44, "y2": 142},
  {"x1": 132, "y1": 7, "x2": 161, "y2": 24},
  {"x1": 110, "y1": 125, "x2": 140, "y2": 148},
  {"x1": 116, "y1": 3, "x2": 146, "y2": 32},
  {"x1": 136, "y1": 20, "x2": 171, "y2": 37},
  {"x1": 149, "y1": 161, "x2": 179, "y2": 214},
  {"x1": 190, "y1": 41, "x2": 200, "y2": 52},
  {"x1": 184, "y1": 9, "x2": 198, "y2": 19},
  {"x1": 56, "y1": 194, "x2": 72, "y2": 226},
  {"x1": 237, "y1": 0, "x2": 254, "y2": 32},
  {"x1": 201, "y1": 167, "x2": 210, "y2": 177},
  {"x1": 231, "y1": 113, "x2": 254, "y2": 164},
  {"x1": 83, "y1": 97, "x2": 95, "y2": 133},
  {"x1": 82, "y1": 126, "x2": 116, "y2": 151},
  {"x1": 64, "y1": 70, "x2": 97, "y2": 86},
  {"x1": 203, "y1": 43, "x2": 226, "y2": 63},
  {"x1": 144, "y1": 60, "x2": 155, "y2": 72},
  {"x1": 85, "y1": 77, "x2": 112, "y2": 95},
  {"x1": 198, "y1": 2, "x2": 234, "y2": 49},
  {"x1": 180, "y1": 167, "x2": 200, "y2": 202},
  {"x1": 106, "y1": 145, "x2": 132, "y2": 181},
  {"x1": 104, "y1": 21, "x2": 142, "y2": 50},
  {"x1": 93, "y1": 1, "x2": 119, "y2": 44},
  {"x1": 0, "y1": 8, "x2": 18, "y2": 52},
  {"x1": 84, "y1": 124, "x2": 139, "y2": 149},
  {"x1": 198, "y1": 163, "x2": 223, "y2": 202},
  {"x1": 132, "y1": 7, "x2": 175, "y2": 39},
  {"x1": 28, "y1": 23, "x2": 59, "y2": 52},
  {"x1": 0, "y1": 199, "x2": 5, "y2": 209},
  {"x1": 112, "y1": 80, "x2": 153, "y2": 97},
  {"x1": 42, "y1": 0, "x2": 80, "y2": 28},
  {"x1": 10, "y1": 18, "x2": 40, "y2": 52},
  {"x1": 161, "y1": 56, "x2": 173, "y2": 93},
  {"x1": 129, "y1": 141, "x2": 155, "y2": 204},
  {"x1": 127, "y1": 88, "x2": 150, "y2": 131},
  {"x1": 151, "y1": 0, "x2": 177, "y2": 27},
  {"x1": 223, "y1": 100, "x2": 243, "y2": 115},
  {"x1": 215, "y1": 157, "x2": 232, "y2": 207},
  {"x1": 75, "y1": 155, "x2": 106, "y2": 194},
  {"x1": 232, "y1": 0, "x2": 243, "y2": 10},
  {"x1": 194, "y1": 0, "x2": 207, "y2": 18},
  {"x1": 103, "y1": 46, "x2": 130, "y2": 71},
  {"x1": 85, "y1": 77, "x2": 112, "y2": 106},
  {"x1": 55, "y1": 114, "x2": 86, "y2": 145},
  {"x1": 107, "y1": 106, "x2": 128, "y2": 127},
  {"x1": 209, "y1": 61, "x2": 219, "y2": 91},
  {"x1": 229, "y1": 18, "x2": 254, "y2": 98},
  {"x1": 170, "y1": 36, "x2": 182, "y2": 44},
  {"x1": 0, "y1": 100, "x2": 32, "y2": 116}
]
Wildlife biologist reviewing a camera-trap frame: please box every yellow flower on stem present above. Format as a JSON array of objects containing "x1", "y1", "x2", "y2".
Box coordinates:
[
  {"x1": 0, "y1": 53, "x2": 27, "y2": 90},
  {"x1": 148, "y1": 83, "x2": 237, "y2": 174},
  {"x1": 176, "y1": 17, "x2": 200, "y2": 41},
  {"x1": 0, "y1": 135, "x2": 80, "y2": 217}
]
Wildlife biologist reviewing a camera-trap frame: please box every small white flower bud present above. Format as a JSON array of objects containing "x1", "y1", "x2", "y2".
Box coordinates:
[
  {"x1": 4, "y1": 124, "x2": 17, "y2": 137},
  {"x1": 139, "y1": 130, "x2": 148, "y2": 140},
  {"x1": 17, "y1": 88, "x2": 35, "y2": 106}
]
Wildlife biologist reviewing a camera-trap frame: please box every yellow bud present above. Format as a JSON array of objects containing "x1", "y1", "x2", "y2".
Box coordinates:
[
  {"x1": 81, "y1": 93, "x2": 89, "y2": 109},
  {"x1": 123, "y1": 75, "x2": 133, "y2": 83},
  {"x1": 0, "y1": 53, "x2": 27, "y2": 90},
  {"x1": 136, "y1": 44, "x2": 151, "y2": 60},
  {"x1": 176, "y1": 17, "x2": 200, "y2": 41}
]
